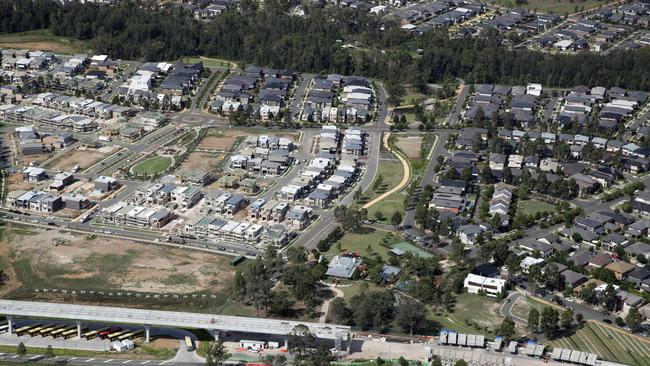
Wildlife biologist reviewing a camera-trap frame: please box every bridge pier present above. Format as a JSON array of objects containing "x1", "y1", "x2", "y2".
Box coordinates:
[
  {"x1": 144, "y1": 325, "x2": 151, "y2": 343},
  {"x1": 207, "y1": 329, "x2": 220, "y2": 341},
  {"x1": 76, "y1": 321, "x2": 82, "y2": 338},
  {"x1": 6, "y1": 316, "x2": 12, "y2": 334},
  {"x1": 284, "y1": 338, "x2": 288, "y2": 349}
]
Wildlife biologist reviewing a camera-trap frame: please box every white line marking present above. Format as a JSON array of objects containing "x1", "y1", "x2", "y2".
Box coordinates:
[
  {"x1": 104, "y1": 359, "x2": 114, "y2": 363},
  {"x1": 86, "y1": 358, "x2": 96, "y2": 362},
  {"x1": 122, "y1": 360, "x2": 131, "y2": 364}
]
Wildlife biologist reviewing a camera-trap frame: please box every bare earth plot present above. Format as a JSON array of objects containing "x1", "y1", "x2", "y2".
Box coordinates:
[
  {"x1": 0, "y1": 225, "x2": 234, "y2": 297},
  {"x1": 175, "y1": 152, "x2": 225, "y2": 175},
  {"x1": 46, "y1": 146, "x2": 116, "y2": 171},
  {"x1": 197, "y1": 130, "x2": 299, "y2": 152},
  {"x1": 395, "y1": 136, "x2": 423, "y2": 160}
]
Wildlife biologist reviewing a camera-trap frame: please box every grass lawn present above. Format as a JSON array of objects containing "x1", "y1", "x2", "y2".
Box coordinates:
[
  {"x1": 323, "y1": 229, "x2": 401, "y2": 262},
  {"x1": 490, "y1": 0, "x2": 611, "y2": 14},
  {"x1": 363, "y1": 160, "x2": 404, "y2": 202},
  {"x1": 510, "y1": 295, "x2": 548, "y2": 320},
  {"x1": 428, "y1": 293, "x2": 504, "y2": 336},
  {"x1": 131, "y1": 156, "x2": 173, "y2": 176},
  {"x1": 0, "y1": 29, "x2": 90, "y2": 54},
  {"x1": 400, "y1": 93, "x2": 427, "y2": 107},
  {"x1": 339, "y1": 282, "x2": 383, "y2": 300},
  {"x1": 517, "y1": 199, "x2": 556, "y2": 217},
  {"x1": 546, "y1": 322, "x2": 650, "y2": 366},
  {"x1": 181, "y1": 56, "x2": 237, "y2": 68}
]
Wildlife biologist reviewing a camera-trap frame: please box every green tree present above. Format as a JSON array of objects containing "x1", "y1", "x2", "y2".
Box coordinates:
[
  {"x1": 391, "y1": 211, "x2": 403, "y2": 227},
  {"x1": 287, "y1": 325, "x2": 324, "y2": 362},
  {"x1": 375, "y1": 211, "x2": 385, "y2": 221},
  {"x1": 45, "y1": 345, "x2": 55, "y2": 359},
  {"x1": 528, "y1": 308, "x2": 539, "y2": 332},
  {"x1": 560, "y1": 309, "x2": 573, "y2": 329},
  {"x1": 626, "y1": 307, "x2": 645, "y2": 332},
  {"x1": 498, "y1": 317, "x2": 515, "y2": 340},
  {"x1": 601, "y1": 284, "x2": 617, "y2": 311},
  {"x1": 455, "y1": 360, "x2": 468, "y2": 366},
  {"x1": 205, "y1": 341, "x2": 230, "y2": 366},
  {"x1": 540, "y1": 307, "x2": 559, "y2": 339},
  {"x1": 328, "y1": 297, "x2": 352, "y2": 325},
  {"x1": 395, "y1": 299, "x2": 427, "y2": 335},
  {"x1": 16, "y1": 342, "x2": 26, "y2": 357}
]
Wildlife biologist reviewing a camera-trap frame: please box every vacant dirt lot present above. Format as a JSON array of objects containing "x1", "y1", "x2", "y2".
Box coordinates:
[
  {"x1": 47, "y1": 146, "x2": 115, "y2": 171},
  {"x1": 175, "y1": 152, "x2": 225, "y2": 175},
  {"x1": 0, "y1": 225, "x2": 234, "y2": 296},
  {"x1": 197, "y1": 131, "x2": 247, "y2": 151},
  {"x1": 197, "y1": 130, "x2": 299, "y2": 152},
  {"x1": 395, "y1": 136, "x2": 422, "y2": 159}
]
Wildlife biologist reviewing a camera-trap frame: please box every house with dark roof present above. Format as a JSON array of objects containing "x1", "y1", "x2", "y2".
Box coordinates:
[
  {"x1": 626, "y1": 267, "x2": 650, "y2": 288},
  {"x1": 561, "y1": 269, "x2": 588, "y2": 288}
]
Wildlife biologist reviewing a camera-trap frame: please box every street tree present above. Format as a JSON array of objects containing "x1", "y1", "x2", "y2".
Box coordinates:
[
  {"x1": 391, "y1": 211, "x2": 403, "y2": 227},
  {"x1": 205, "y1": 341, "x2": 230, "y2": 366},
  {"x1": 626, "y1": 307, "x2": 645, "y2": 332},
  {"x1": 45, "y1": 345, "x2": 55, "y2": 359},
  {"x1": 16, "y1": 342, "x2": 26, "y2": 357},
  {"x1": 528, "y1": 308, "x2": 539, "y2": 332}
]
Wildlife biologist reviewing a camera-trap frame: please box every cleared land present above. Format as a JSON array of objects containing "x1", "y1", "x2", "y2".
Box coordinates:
[
  {"x1": 0, "y1": 224, "x2": 234, "y2": 297},
  {"x1": 131, "y1": 156, "x2": 173, "y2": 176},
  {"x1": 44, "y1": 146, "x2": 116, "y2": 171},
  {"x1": 429, "y1": 293, "x2": 504, "y2": 336},
  {"x1": 0, "y1": 29, "x2": 90, "y2": 54},
  {"x1": 491, "y1": 0, "x2": 613, "y2": 14},
  {"x1": 510, "y1": 295, "x2": 547, "y2": 320},
  {"x1": 197, "y1": 129, "x2": 298, "y2": 152},
  {"x1": 547, "y1": 321, "x2": 650, "y2": 366},
  {"x1": 175, "y1": 152, "x2": 225, "y2": 175},
  {"x1": 395, "y1": 136, "x2": 423, "y2": 160},
  {"x1": 517, "y1": 199, "x2": 556, "y2": 217},
  {"x1": 181, "y1": 56, "x2": 237, "y2": 68}
]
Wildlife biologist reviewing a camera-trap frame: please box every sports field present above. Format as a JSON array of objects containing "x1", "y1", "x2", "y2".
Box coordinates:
[
  {"x1": 130, "y1": 156, "x2": 173, "y2": 176},
  {"x1": 547, "y1": 321, "x2": 650, "y2": 366}
]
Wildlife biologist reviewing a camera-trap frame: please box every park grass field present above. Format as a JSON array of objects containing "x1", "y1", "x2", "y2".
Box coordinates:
[
  {"x1": 131, "y1": 156, "x2": 173, "y2": 176},
  {"x1": 0, "y1": 29, "x2": 90, "y2": 54},
  {"x1": 323, "y1": 229, "x2": 401, "y2": 262},
  {"x1": 547, "y1": 321, "x2": 650, "y2": 366},
  {"x1": 517, "y1": 198, "x2": 556, "y2": 217}
]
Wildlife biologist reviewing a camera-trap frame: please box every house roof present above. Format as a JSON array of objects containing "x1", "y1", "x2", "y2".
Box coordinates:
[
  {"x1": 561, "y1": 269, "x2": 588, "y2": 286},
  {"x1": 589, "y1": 253, "x2": 613, "y2": 267},
  {"x1": 605, "y1": 261, "x2": 636, "y2": 274}
]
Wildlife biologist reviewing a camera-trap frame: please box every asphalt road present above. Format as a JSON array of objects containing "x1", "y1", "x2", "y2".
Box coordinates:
[
  {"x1": 402, "y1": 129, "x2": 451, "y2": 227},
  {"x1": 499, "y1": 292, "x2": 527, "y2": 325}
]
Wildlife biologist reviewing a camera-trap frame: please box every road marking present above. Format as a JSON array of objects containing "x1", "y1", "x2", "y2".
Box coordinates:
[
  {"x1": 70, "y1": 357, "x2": 78, "y2": 360},
  {"x1": 139, "y1": 361, "x2": 150, "y2": 365},
  {"x1": 104, "y1": 359, "x2": 114, "y2": 363},
  {"x1": 86, "y1": 358, "x2": 96, "y2": 362},
  {"x1": 11, "y1": 355, "x2": 19, "y2": 359},
  {"x1": 122, "y1": 360, "x2": 131, "y2": 364}
]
